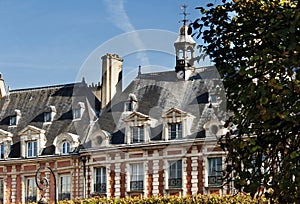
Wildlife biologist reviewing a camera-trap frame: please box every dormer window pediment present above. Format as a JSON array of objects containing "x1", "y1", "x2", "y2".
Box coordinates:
[
  {"x1": 124, "y1": 112, "x2": 150, "y2": 144},
  {"x1": 18, "y1": 125, "x2": 46, "y2": 158},
  {"x1": 162, "y1": 108, "x2": 189, "y2": 141}
]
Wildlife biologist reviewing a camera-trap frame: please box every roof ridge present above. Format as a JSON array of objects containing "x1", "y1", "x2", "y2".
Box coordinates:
[{"x1": 10, "y1": 82, "x2": 85, "y2": 93}]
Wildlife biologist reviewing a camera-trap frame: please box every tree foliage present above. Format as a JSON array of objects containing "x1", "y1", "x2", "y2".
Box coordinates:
[{"x1": 191, "y1": 0, "x2": 300, "y2": 203}]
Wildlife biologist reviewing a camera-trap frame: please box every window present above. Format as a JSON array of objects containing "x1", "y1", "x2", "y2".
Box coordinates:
[
  {"x1": 208, "y1": 157, "x2": 223, "y2": 186},
  {"x1": 60, "y1": 141, "x2": 70, "y2": 155},
  {"x1": 27, "y1": 141, "x2": 37, "y2": 158},
  {"x1": 0, "y1": 179, "x2": 3, "y2": 203},
  {"x1": 168, "y1": 160, "x2": 182, "y2": 189},
  {"x1": 168, "y1": 123, "x2": 182, "y2": 140},
  {"x1": 131, "y1": 126, "x2": 144, "y2": 143},
  {"x1": 44, "y1": 112, "x2": 52, "y2": 122},
  {"x1": 73, "y1": 108, "x2": 81, "y2": 120},
  {"x1": 9, "y1": 116, "x2": 17, "y2": 126},
  {"x1": 59, "y1": 175, "x2": 71, "y2": 200},
  {"x1": 124, "y1": 102, "x2": 133, "y2": 111},
  {"x1": 26, "y1": 178, "x2": 37, "y2": 203},
  {"x1": 0, "y1": 144, "x2": 4, "y2": 159},
  {"x1": 130, "y1": 163, "x2": 144, "y2": 191},
  {"x1": 94, "y1": 167, "x2": 106, "y2": 193}
]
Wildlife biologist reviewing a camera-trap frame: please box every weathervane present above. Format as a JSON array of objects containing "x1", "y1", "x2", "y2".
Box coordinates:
[{"x1": 179, "y1": 4, "x2": 190, "y2": 25}]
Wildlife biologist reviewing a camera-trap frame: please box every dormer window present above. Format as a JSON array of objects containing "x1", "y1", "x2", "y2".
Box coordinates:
[
  {"x1": 53, "y1": 133, "x2": 79, "y2": 155},
  {"x1": 168, "y1": 123, "x2": 182, "y2": 140},
  {"x1": 44, "y1": 106, "x2": 56, "y2": 123},
  {"x1": 60, "y1": 141, "x2": 70, "y2": 155},
  {"x1": 162, "y1": 108, "x2": 190, "y2": 141},
  {"x1": 124, "y1": 112, "x2": 150, "y2": 144},
  {"x1": 18, "y1": 125, "x2": 46, "y2": 158},
  {"x1": 9, "y1": 116, "x2": 17, "y2": 126},
  {"x1": 9, "y1": 109, "x2": 21, "y2": 126},
  {"x1": 132, "y1": 126, "x2": 144, "y2": 143},
  {"x1": 0, "y1": 129, "x2": 13, "y2": 160},
  {"x1": 124, "y1": 93, "x2": 137, "y2": 112},
  {"x1": 73, "y1": 102, "x2": 85, "y2": 120},
  {"x1": 26, "y1": 141, "x2": 37, "y2": 158}
]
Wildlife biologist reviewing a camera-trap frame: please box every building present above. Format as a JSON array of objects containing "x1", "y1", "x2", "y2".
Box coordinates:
[{"x1": 0, "y1": 20, "x2": 229, "y2": 203}]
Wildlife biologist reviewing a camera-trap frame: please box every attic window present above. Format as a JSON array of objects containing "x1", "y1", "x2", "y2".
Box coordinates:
[
  {"x1": 9, "y1": 109, "x2": 21, "y2": 126},
  {"x1": 44, "y1": 112, "x2": 52, "y2": 122},
  {"x1": 131, "y1": 126, "x2": 144, "y2": 143},
  {"x1": 124, "y1": 93, "x2": 137, "y2": 112},
  {"x1": 168, "y1": 123, "x2": 182, "y2": 140},
  {"x1": 9, "y1": 116, "x2": 17, "y2": 126},
  {"x1": 26, "y1": 141, "x2": 37, "y2": 158},
  {"x1": 44, "y1": 106, "x2": 56, "y2": 123},
  {"x1": 73, "y1": 102, "x2": 85, "y2": 120},
  {"x1": 60, "y1": 141, "x2": 70, "y2": 155}
]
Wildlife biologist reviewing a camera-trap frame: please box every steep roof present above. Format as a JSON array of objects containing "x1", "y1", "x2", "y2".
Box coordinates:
[
  {"x1": 0, "y1": 82, "x2": 101, "y2": 156},
  {"x1": 97, "y1": 66, "x2": 220, "y2": 144}
]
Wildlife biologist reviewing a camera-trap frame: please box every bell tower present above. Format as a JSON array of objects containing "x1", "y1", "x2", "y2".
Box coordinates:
[{"x1": 174, "y1": 4, "x2": 196, "y2": 80}]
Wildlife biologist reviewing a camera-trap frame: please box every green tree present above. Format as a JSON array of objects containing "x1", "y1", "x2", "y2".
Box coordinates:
[{"x1": 190, "y1": 0, "x2": 300, "y2": 203}]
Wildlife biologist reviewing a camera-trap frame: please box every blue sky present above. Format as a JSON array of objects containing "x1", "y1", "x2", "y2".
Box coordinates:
[{"x1": 0, "y1": 0, "x2": 219, "y2": 90}]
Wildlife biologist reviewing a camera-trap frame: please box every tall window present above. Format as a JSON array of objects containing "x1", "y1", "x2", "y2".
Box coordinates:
[
  {"x1": 27, "y1": 141, "x2": 37, "y2": 158},
  {"x1": 131, "y1": 126, "x2": 144, "y2": 143},
  {"x1": 44, "y1": 112, "x2": 52, "y2": 122},
  {"x1": 60, "y1": 141, "x2": 70, "y2": 155},
  {"x1": 94, "y1": 167, "x2": 106, "y2": 193},
  {"x1": 168, "y1": 160, "x2": 182, "y2": 188},
  {"x1": 9, "y1": 115, "x2": 17, "y2": 126},
  {"x1": 0, "y1": 144, "x2": 4, "y2": 159},
  {"x1": 59, "y1": 175, "x2": 71, "y2": 200},
  {"x1": 26, "y1": 178, "x2": 37, "y2": 203},
  {"x1": 0, "y1": 179, "x2": 3, "y2": 203},
  {"x1": 130, "y1": 163, "x2": 144, "y2": 191},
  {"x1": 208, "y1": 157, "x2": 223, "y2": 186},
  {"x1": 168, "y1": 123, "x2": 182, "y2": 140}
]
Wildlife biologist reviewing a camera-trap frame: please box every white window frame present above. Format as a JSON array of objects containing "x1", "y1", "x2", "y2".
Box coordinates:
[
  {"x1": 60, "y1": 141, "x2": 70, "y2": 155},
  {"x1": 94, "y1": 167, "x2": 107, "y2": 193},
  {"x1": 26, "y1": 141, "x2": 37, "y2": 158},
  {"x1": 73, "y1": 108, "x2": 82, "y2": 120},
  {"x1": 168, "y1": 160, "x2": 182, "y2": 189},
  {"x1": 59, "y1": 175, "x2": 71, "y2": 200},
  {"x1": 208, "y1": 157, "x2": 223, "y2": 187},
  {"x1": 25, "y1": 178, "x2": 37, "y2": 203},
  {"x1": 131, "y1": 126, "x2": 144, "y2": 143},
  {"x1": 168, "y1": 123, "x2": 182, "y2": 140},
  {"x1": 129, "y1": 163, "x2": 144, "y2": 191},
  {"x1": 44, "y1": 112, "x2": 52, "y2": 123}
]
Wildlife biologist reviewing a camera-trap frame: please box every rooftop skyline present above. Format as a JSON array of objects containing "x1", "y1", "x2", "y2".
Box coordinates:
[{"x1": 0, "y1": 0, "x2": 218, "y2": 90}]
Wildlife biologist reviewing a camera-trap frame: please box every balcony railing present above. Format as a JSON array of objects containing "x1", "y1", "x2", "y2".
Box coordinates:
[
  {"x1": 168, "y1": 178, "x2": 182, "y2": 189},
  {"x1": 94, "y1": 183, "x2": 107, "y2": 193},
  {"x1": 130, "y1": 180, "x2": 143, "y2": 191},
  {"x1": 208, "y1": 175, "x2": 223, "y2": 186},
  {"x1": 25, "y1": 196, "x2": 37, "y2": 203}
]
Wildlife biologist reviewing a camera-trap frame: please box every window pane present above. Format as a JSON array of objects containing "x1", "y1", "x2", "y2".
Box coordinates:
[
  {"x1": 59, "y1": 175, "x2": 71, "y2": 200},
  {"x1": 169, "y1": 123, "x2": 182, "y2": 140},
  {"x1": 132, "y1": 126, "x2": 144, "y2": 143},
  {"x1": 168, "y1": 160, "x2": 182, "y2": 188},
  {"x1": 94, "y1": 167, "x2": 106, "y2": 193},
  {"x1": 208, "y1": 157, "x2": 223, "y2": 186},
  {"x1": 10, "y1": 116, "x2": 17, "y2": 125},
  {"x1": 26, "y1": 178, "x2": 37, "y2": 203},
  {"x1": 0, "y1": 144, "x2": 4, "y2": 159},
  {"x1": 130, "y1": 163, "x2": 144, "y2": 190}
]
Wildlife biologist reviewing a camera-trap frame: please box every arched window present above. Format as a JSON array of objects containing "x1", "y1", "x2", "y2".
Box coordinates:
[{"x1": 60, "y1": 141, "x2": 70, "y2": 155}]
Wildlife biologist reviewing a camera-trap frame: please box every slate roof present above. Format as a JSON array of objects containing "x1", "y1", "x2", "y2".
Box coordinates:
[
  {"x1": 0, "y1": 82, "x2": 101, "y2": 157},
  {"x1": 97, "y1": 66, "x2": 221, "y2": 145}
]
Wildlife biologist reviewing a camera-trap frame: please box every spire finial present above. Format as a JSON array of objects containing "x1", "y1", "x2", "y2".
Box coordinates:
[{"x1": 179, "y1": 4, "x2": 190, "y2": 25}]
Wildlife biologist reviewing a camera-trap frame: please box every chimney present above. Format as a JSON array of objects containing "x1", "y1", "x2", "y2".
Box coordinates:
[
  {"x1": 0, "y1": 73, "x2": 7, "y2": 99},
  {"x1": 100, "y1": 54, "x2": 123, "y2": 109}
]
